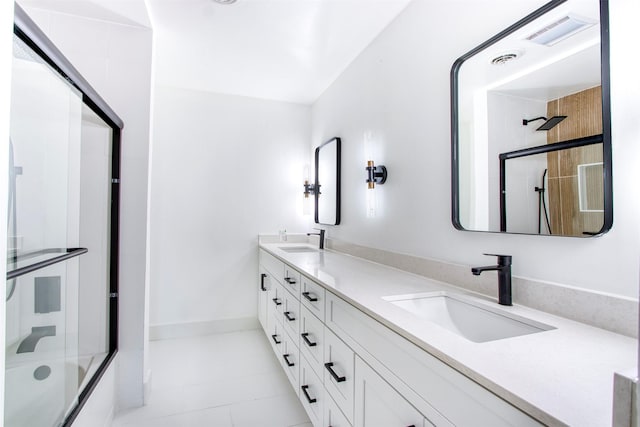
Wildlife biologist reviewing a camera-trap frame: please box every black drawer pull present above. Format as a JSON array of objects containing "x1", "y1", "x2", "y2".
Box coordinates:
[
  {"x1": 284, "y1": 277, "x2": 296, "y2": 285},
  {"x1": 324, "y1": 362, "x2": 346, "y2": 382},
  {"x1": 272, "y1": 297, "x2": 282, "y2": 306},
  {"x1": 302, "y1": 291, "x2": 318, "y2": 302},
  {"x1": 301, "y1": 332, "x2": 317, "y2": 347},
  {"x1": 271, "y1": 334, "x2": 281, "y2": 344},
  {"x1": 260, "y1": 273, "x2": 267, "y2": 291},
  {"x1": 283, "y1": 354, "x2": 295, "y2": 367},
  {"x1": 301, "y1": 385, "x2": 317, "y2": 404},
  {"x1": 284, "y1": 311, "x2": 295, "y2": 321}
]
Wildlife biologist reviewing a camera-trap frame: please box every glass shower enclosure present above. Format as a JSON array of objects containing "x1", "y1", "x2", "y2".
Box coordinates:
[{"x1": 5, "y1": 5, "x2": 121, "y2": 427}]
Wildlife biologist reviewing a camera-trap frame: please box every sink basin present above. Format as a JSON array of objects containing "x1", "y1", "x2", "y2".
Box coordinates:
[
  {"x1": 278, "y1": 245, "x2": 318, "y2": 253},
  {"x1": 383, "y1": 292, "x2": 554, "y2": 343}
]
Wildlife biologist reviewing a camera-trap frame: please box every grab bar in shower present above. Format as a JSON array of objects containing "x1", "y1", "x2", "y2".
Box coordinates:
[{"x1": 6, "y1": 247, "x2": 88, "y2": 280}]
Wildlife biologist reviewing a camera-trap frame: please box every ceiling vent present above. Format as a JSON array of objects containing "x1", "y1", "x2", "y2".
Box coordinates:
[{"x1": 526, "y1": 15, "x2": 595, "y2": 46}]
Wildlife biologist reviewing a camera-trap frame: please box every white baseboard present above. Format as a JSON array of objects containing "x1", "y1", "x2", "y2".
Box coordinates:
[{"x1": 149, "y1": 316, "x2": 260, "y2": 341}]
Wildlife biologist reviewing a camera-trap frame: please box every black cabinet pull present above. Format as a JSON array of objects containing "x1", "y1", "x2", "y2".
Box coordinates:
[
  {"x1": 284, "y1": 311, "x2": 295, "y2": 321},
  {"x1": 284, "y1": 277, "x2": 296, "y2": 285},
  {"x1": 271, "y1": 334, "x2": 281, "y2": 345},
  {"x1": 283, "y1": 354, "x2": 295, "y2": 367},
  {"x1": 260, "y1": 273, "x2": 267, "y2": 291},
  {"x1": 301, "y1": 385, "x2": 317, "y2": 404},
  {"x1": 302, "y1": 291, "x2": 318, "y2": 302},
  {"x1": 301, "y1": 332, "x2": 317, "y2": 347},
  {"x1": 272, "y1": 297, "x2": 282, "y2": 306},
  {"x1": 324, "y1": 362, "x2": 346, "y2": 382}
]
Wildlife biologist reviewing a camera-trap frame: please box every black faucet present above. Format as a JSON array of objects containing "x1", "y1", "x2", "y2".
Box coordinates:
[
  {"x1": 471, "y1": 254, "x2": 512, "y2": 306},
  {"x1": 306, "y1": 228, "x2": 325, "y2": 249}
]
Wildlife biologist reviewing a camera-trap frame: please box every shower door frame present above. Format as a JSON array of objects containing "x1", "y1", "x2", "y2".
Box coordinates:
[
  {"x1": 498, "y1": 134, "x2": 605, "y2": 234},
  {"x1": 11, "y1": 4, "x2": 121, "y2": 426}
]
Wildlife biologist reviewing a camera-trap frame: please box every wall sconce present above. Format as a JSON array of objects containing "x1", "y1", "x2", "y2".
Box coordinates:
[
  {"x1": 365, "y1": 161, "x2": 387, "y2": 189},
  {"x1": 303, "y1": 180, "x2": 318, "y2": 198}
]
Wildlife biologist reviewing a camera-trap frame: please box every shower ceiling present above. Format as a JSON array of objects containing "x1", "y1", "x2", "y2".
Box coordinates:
[{"x1": 146, "y1": 0, "x2": 412, "y2": 104}]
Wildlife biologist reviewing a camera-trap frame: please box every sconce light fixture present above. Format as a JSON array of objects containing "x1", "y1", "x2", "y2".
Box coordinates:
[
  {"x1": 303, "y1": 179, "x2": 318, "y2": 198},
  {"x1": 365, "y1": 161, "x2": 387, "y2": 189}
]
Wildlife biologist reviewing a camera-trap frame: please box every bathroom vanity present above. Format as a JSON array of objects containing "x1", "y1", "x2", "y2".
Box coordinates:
[{"x1": 258, "y1": 239, "x2": 635, "y2": 427}]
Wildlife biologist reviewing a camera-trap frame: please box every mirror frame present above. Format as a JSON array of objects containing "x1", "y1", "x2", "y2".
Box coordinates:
[
  {"x1": 315, "y1": 137, "x2": 341, "y2": 225},
  {"x1": 450, "y1": 0, "x2": 612, "y2": 236}
]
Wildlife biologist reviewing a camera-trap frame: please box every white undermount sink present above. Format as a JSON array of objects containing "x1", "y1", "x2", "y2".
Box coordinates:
[
  {"x1": 383, "y1": 292, "x2": 555, "y2": 343},
  {"x1": 278, "y1": 245, "x2": 318, "y2": 253}
]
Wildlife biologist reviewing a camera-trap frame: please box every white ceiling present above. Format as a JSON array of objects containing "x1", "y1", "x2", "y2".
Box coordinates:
[
  {"x1": 146, "y1": 0, "x2": 412, "y2": 104},
  {"x1": 20, "y1": 0, "x2": 412, "y2": 104}
]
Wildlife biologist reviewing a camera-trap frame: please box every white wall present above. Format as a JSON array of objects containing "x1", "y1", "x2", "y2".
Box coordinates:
[
  {"x1": 20, "y1": 5, "x2": 154, "y2": 411},
  {"x1": 311, "y1": 0, "x2": 640, "y2": 299},
  {"x1": 148, "y1": 86, "x2": 311, "y2": 328}
]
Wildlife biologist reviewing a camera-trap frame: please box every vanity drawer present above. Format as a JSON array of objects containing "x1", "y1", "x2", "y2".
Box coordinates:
[
  {"x1": 283, "y1": 264, "x2": 301, "y2": 295},
  {"x1": 354, "y1": 356, "x2": 432, "y2": 427},
  {"x1": 299, "y1": 353, "x2": 324, "y2": 427},
  {"x1": 300, "y1": 305, "x2": 324, "y2": 378},
  {"x1": 267, "y1": 279, "x2": 284, "y2": 318},
  {"x1": 267, "y1": 309, "x2": 284, "y2": 355},
  {"x1": 324, "y1": 327, "x2": 355, "y2": 425},
  {"x1": 324, "y1": 381, "x2": 352, "y2": 427},
  {"x1": 283, "y1": 288, "x2": 300, "y2": 341},
  {"x1": 281, "y1": 329, "x2": 300, "y2": 393},
  {"x1": 301, "y1": 275, "x2": 325, "y2": 321},
  {"x1": 259, "y1": 249, "x2": 285, "y2": 284}
]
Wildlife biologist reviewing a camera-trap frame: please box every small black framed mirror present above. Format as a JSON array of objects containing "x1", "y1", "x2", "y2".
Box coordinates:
[
  {"x1": 315, "y1": 137, "x2": 341, "y2": 225},
  {"x1": 451, "y1": 0, "x2": 612, "y2": 237}
]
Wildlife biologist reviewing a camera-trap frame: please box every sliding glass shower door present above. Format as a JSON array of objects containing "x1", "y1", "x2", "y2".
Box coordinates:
[{"x1": 6, "y1": 7, "x2": 121, "y2": 427}]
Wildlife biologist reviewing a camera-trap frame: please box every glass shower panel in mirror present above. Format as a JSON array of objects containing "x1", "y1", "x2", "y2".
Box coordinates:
[{"x1": 6, "y1": 27, "x2": 116, "y2": 427}]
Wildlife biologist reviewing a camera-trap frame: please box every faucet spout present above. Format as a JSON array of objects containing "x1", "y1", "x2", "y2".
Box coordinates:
[
  {"x1": 17, "y1": 325, "x2": 56, "y2": 354},
  {"x1": 306, "y1": 228, "x2": 325, "y2": 250},
  {"x1": 471, "y1": 254, "x2": 512, "y2": 306},
  {"x1": 471, "y1": 265, "x2": 500, "y2": 276}
]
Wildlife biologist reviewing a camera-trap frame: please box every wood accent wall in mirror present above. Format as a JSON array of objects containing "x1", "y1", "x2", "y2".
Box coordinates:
[
  {"x1": 451, "y1": 0, "x2": 611, "y2": 237},
  {"x1": 315, "y1": 137, "x2": 341, "y2": 225}
]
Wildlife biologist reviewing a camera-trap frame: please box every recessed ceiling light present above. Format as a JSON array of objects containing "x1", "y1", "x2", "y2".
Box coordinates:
[
  {"x1": 490, "y1": 50, "x2": 523, "y2": 66},
  {"x1": 213, "y1": 0, "x2": 237, "y2": 4}
]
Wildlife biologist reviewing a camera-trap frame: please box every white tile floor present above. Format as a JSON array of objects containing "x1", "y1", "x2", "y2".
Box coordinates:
[{"x1": 113, "y1": 329, "x2": 311, "y2": 427}]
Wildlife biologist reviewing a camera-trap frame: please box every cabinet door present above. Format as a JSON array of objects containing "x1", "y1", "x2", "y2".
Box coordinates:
[
  {"x1": 267, "y1": 309, "x2": 284, "y2": 356},
  {"x1": 283, "y1": 287, "x2": 300, "y2": 339},
  {"x1": 281, "y1": 329, "x2": 300, "y2": 393},
  {"x1": 301, "y1": 275, "x2": 325, "y2": 321},
  {"x1": 324, "y1": 392, "x2": 351, "y2": 427},
  {"x1": 300, "y1": 353, "x2": 324, "y2": 427},
  {"x1": 258, "y1": 267, "x2": 271, "y2": 332},
  {"x1": 354, "y1": 357, "x2": 431, "y2": 427},
  {"x1": 267, "y1": 279, "x2": 284, "y2": 319},
  {"x1": 324, "y1": 327, "x2": 355, "y2": 424},
  {"x1": 283, "y1": 264, "x2": 301, "y2": 295}
]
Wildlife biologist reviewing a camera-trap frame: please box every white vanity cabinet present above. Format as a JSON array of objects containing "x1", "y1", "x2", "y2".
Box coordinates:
[
  {"x1": 354, "y1": 356, "x2": 431, "y2": 427},
  {"x1": 258, "y1": 247, "x2": 543, "y2": 427}
]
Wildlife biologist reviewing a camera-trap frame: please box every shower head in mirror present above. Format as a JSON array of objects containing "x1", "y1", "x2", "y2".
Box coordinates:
[{"x1": 522, "y1": 115, "x2": 567, "y2": 131}]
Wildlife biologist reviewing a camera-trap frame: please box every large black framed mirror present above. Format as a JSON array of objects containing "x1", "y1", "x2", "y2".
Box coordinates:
[
  {"x1": 315, "y1": 137, "x2": 341, "y2": 225},
  {"x1": 451, "y1": 0, "x2": 612, "y2": 237}
]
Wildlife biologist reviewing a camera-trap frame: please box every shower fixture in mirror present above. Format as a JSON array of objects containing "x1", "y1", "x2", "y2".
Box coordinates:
[
  {"x1": 315, "y1": 137, "x2": 341, "y2": 225},
  {"x1": 451, "y1": 0, "x2": 611, "y2": 237}
]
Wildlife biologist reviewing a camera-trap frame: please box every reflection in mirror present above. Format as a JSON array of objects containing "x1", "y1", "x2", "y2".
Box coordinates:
[
  {"x1": 315, "y1": 137, "x2": 341, "y2": 225},
  {"x1": 451, "y1": 0, "x2": 611, "y2": 236}
]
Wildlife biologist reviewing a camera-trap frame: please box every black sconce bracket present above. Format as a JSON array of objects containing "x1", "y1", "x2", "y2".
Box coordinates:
[
  {"x1": 304, "y1": 180, "x2": 320, "y2": 197},
  {"x1": 366, "y1": 162, "x2": 387, "y2": 188}
]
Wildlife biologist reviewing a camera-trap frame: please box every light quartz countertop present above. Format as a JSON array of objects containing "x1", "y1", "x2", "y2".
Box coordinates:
[{"x1": 260, "y1": 241, "x2": 637, "y2": 427}]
